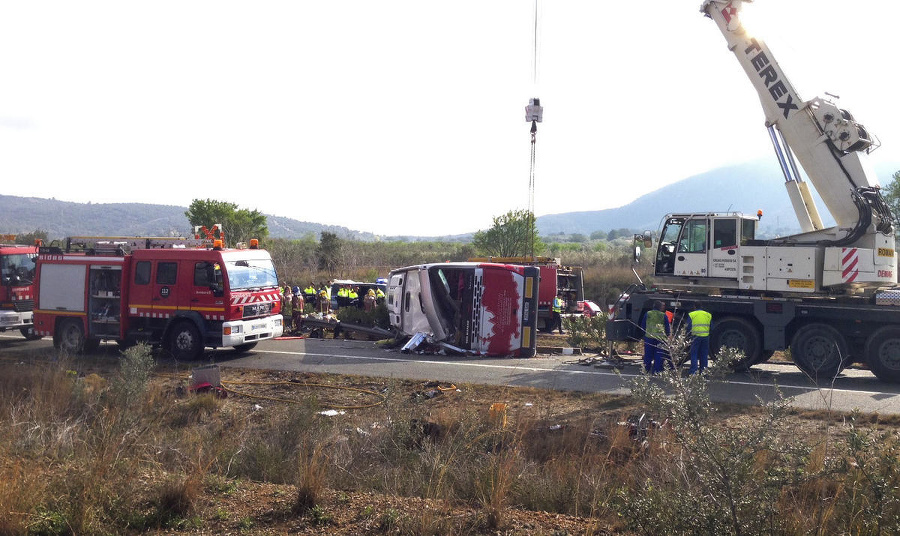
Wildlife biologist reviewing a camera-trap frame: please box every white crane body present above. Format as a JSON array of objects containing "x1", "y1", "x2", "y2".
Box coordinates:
[
  {"x1": 652, "y1": 0, "x2": 895, "y2": 294},
  {"x1": 607, "y1": 1, "x2": 900, "y2": 383}
]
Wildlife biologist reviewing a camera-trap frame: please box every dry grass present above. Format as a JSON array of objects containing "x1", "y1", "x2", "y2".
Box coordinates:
[{"x1": 2, "y1": 347, "x2": 900, "y2": 535}]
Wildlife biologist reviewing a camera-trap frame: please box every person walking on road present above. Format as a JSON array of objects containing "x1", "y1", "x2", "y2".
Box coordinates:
[
  {"x1": 640, "y1": 300, "x2": 671, "y2": 374},
  {"x1": 686, "y1": 302, "x2": 712, "y2": 375}
]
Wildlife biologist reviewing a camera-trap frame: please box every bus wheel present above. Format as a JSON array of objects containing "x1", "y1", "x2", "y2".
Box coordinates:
[
  {"x1": 20, "y1": 327, "x2": 42, "y2": 341},
  {"x1": 168, "y1": 321, "x2": 203, "y2": 361},
  {"x1": 233, "y1": 342, "x2": 258, "y2": 353},
  {"x1": 709, "y1": 317, "x2": 761, "y2": 371},
  {"x1": 54, "y1": 319, "x2": 85, "y2": 354},
  {"x1": 865, "y1": 326, "x2": 900, "y2": 383},
  {"x1": 791, "y1": 323, "x2": 849, "y2": 381}
]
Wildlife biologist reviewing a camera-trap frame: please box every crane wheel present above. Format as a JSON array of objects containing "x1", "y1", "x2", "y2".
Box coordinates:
[
  {"x1": 790, "y1": 323, "x2": 849, "y2": 382},
  {"x1": 865, "y1": 326, "x2": 900, "y2": 383},
  {"x1": 709, "y1": 316, "x2": 762, "y2": 371}
]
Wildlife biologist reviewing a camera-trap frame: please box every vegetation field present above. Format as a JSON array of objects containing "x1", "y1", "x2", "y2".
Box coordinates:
[{"x1": 3, "y1": 343, "x2": 900, "y2": 535}]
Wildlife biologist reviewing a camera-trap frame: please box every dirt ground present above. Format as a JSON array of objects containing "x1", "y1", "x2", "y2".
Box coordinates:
[
  {"x1": 11, "y1": 333, "x2": 877, "y2": 535},
  {"x1": 147, "y1": 357, "x2": 630, "y2": 535}
]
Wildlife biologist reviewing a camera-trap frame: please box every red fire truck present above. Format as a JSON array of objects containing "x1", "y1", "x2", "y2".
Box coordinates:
[
  {"x1": 0, "y1": 241, "x2": 41, "y2": 340},
  {"x1": 33, "y1": 236, "x2": 283, "y2": 359}
]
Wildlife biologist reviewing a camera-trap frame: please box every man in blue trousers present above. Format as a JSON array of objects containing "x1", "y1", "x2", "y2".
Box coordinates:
[
  {"x1": 640, "y1": 301, "x2": 670, "y2": 374},
  {"x1": 685, "y1": 302, "x2": 712, "y2": 375}
]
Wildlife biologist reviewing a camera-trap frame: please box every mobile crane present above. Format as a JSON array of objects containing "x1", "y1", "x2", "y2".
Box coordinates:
[{"x1": 606, "y1": 0, "x2": 900, "y2": 382}]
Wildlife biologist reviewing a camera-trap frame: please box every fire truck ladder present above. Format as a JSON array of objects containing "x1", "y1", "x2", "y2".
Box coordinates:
[{"x1": 51, "y1": 236, "x2": 215, "y2": 255}]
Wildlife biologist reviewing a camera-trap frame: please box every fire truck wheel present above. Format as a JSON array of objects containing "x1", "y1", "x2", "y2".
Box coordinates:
[
  {"x1": 709, "y1": 316, "x2": 761, "y2": 372},
  {"x1": 20, "y1": 327, "x2": 42, "y2": 341},
  {"x1": 233, "y1": 342, "x2": 257, "y2": 353},
  {"x1": 54, "y1": 319, "x2": 85, "y2": 354},
  {"x1": 865, "y1": 326, "x2": 900, "y2": 383},
  {"x1": 168, "y1": 321, "x2": 203, "y2": 361},
  {"x1": 791, "y1": 323, "x2": 849, "y2": 381}
]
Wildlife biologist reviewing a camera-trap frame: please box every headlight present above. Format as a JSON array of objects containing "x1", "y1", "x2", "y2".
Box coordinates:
[{"x1": 224, "y1": 325, "x2": 242, "y2": 335}]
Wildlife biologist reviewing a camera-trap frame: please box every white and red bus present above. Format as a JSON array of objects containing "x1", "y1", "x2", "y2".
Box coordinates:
[{"x1": 387, "y1": 262, "x2": 539, "y2": 357}]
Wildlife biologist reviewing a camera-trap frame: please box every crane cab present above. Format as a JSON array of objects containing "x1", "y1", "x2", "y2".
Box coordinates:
[{"x1": 654, "y1": 213, "x2": 759, "y2": 286}]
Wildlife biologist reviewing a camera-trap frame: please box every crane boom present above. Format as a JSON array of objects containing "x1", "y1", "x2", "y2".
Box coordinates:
[{"x1": 700, "y1": 0, "x2": 890, "y2": 238}]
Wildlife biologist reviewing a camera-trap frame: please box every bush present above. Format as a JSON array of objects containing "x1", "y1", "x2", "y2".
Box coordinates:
[
  {"x1": 564, "y1": 314, "x2": 607, "y2": 351},
  {"x1": 615, "y1": 349, "x2": 813, "y2": 535},
  {"x1": 112, "y1": 343, "x2": 155, "y2": 405}
]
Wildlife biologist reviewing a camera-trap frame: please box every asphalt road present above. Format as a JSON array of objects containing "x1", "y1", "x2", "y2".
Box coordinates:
[{"x1": 4, "y1": 333, "x2": 900, "y2": 415}]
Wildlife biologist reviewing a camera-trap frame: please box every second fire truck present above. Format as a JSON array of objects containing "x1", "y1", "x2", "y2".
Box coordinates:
[{"x1": 0, "y1": 240, "x2": 41, "y2": 340}]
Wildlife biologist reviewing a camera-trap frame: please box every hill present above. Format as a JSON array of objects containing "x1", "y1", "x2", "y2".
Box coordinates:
[
  {"x1": 0, "y1": 196, "x2": 375, "y2": 241},
  {"x1": 3, "y1": 159, "x2": 898, "y2": 240},
  {"x1": 535, "y1": 159, "x2": 900, "y2": 238}
]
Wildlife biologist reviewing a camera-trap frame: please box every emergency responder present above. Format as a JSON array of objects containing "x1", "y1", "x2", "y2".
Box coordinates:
[
  {"x1": 640, "y1": 300, "x2": 671, "y2": 374},
  {"x1": 292, "y1": 291, "x2": 304, "y2": 333},
  {"x1": 337, "y1": 285, "x2": 349, "y2": 308},
  {"x1": 552, "y1": 296, "x2": 564, "y2": 334},
  {"x1": 363, "y1": 288, "x2": 377, "y2": 312},
  {"x1": 318, "y1": 287, "x2": 330, "y2": 314},
  {"x1": 375, "y1": 287, "x2": 385, "y2": 303},
  {"x1": 282, "y1": 285, "x2": 294, "y2": 331},
  {"x1": 348, "y1": 286, "x2": 359, "y2": 307},
  {"x1": 686, "y1": 302, "x2": 712, "y2": 374},
  {"x1": 304, "y1": 283, "x2": 316, "y2": 302}
]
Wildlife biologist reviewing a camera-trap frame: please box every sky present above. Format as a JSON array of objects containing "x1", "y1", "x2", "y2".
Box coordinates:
[{"x1": 1, "y1": 1, "x2": 898, "y2": 237}]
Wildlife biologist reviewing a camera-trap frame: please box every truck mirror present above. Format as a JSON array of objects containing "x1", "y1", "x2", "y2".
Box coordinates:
[
  {"x1": 642, "y1": 230, "x2": 653, "y2": 248},
  {"x1": 206, "y1": 264, "x2": 224, "y2": 297},
  {"x1": 634, "y1": 246, "x2": 642, "y2": 263}
]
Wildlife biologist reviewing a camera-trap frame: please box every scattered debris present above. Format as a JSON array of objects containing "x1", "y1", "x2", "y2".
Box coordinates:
[{"x1": 618, "y1": 413, "x2": 665, "y2": 441}]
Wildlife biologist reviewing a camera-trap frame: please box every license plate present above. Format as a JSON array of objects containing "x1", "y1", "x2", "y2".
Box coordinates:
[{"x1": 252, "y1": 323, "x2": 266, "y2": 331}]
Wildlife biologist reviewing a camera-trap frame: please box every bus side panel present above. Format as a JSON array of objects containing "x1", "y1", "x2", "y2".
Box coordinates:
[{"x1": 479, "y1": 267, "x2": 530, "y2": 356}]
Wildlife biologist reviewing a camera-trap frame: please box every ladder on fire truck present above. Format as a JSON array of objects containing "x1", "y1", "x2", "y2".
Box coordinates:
[
  {"x1": 38, "y1": 225, "x2": 228, "y2": 256},
  {"x1": 40, "y1": 235, "x2": 221, "y2": 256}
]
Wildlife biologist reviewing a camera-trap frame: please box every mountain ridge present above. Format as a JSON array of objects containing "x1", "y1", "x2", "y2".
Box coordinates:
[{"x1": 2, "y1": 159, "x2": 897, "y2": 240}]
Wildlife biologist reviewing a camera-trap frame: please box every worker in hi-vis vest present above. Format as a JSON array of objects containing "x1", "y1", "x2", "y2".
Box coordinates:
[
  {"x1": 686, "y1": 303, "x2": 712, "y2": 374},
  {"x1": 552, "y1": 296, "x2": 565, "y2": 334},
  {"x1": 640, "y1": 300, "x2": 671, "y2": 374}
]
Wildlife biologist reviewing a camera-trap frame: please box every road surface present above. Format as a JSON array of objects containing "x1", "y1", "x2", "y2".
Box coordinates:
[{"x1": 4, "y1": 333, "x2": 900, "y2": 415}]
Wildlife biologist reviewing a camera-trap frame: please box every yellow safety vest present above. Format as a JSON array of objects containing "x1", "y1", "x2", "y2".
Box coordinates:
[
  {"x1": 645, "y1": 309, "x2": 667, "y2": 340},
  {"x1": 689, "y1": 310, "x2": 712, "y2": 337}
]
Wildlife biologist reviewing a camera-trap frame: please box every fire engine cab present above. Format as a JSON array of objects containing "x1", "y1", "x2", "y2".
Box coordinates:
[
  {"x1": 33, "y1": 236, "x2": 283, "y2": 359},
  {"x1": 0, "y1": 241, "x2": 40, "y2": 339}
]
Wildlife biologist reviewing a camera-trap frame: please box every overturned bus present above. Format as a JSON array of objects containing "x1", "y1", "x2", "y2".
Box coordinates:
[{"x1": 387, "y1": 262, "x2": 539, "y2": 357}]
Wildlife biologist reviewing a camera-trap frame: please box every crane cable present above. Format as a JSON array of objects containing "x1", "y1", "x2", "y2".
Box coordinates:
[{"x1": 526, "y1": 0, "x2": 541, "y2": 258}]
